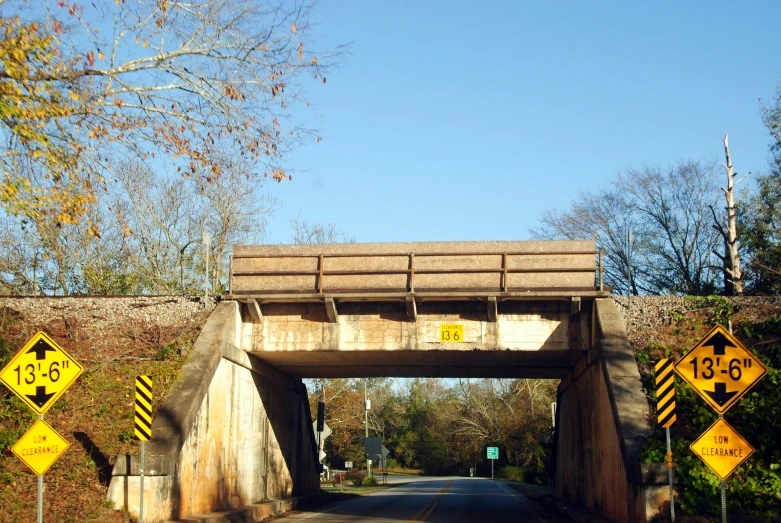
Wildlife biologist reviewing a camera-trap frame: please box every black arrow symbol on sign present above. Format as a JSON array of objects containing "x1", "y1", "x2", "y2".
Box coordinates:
[
  {"x1": 26, "y1": 339, "x2": 56, "y2": 360},
  {"x1": 25, "y1": 386, "x2": 54, "y2": 408},
  {"x1": 702, "y1": 331, "x2": 736, "y2": 356},
  {"x1": 705, "y1": 382, "x2": 738, "y2": 407}
]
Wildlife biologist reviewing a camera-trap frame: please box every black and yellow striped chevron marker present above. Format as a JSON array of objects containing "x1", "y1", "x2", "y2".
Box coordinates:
[
  {"x1": 135, "y1": 375, "x2": 152, "y2": 441},
  {"x1": 655, "y1": 359, "x2": 676, "y2": 428}
]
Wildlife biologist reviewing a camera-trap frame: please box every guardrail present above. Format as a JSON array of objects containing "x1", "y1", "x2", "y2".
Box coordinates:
[{"x1": 229, "y1": 241, "x2": 602, "y2": 298}]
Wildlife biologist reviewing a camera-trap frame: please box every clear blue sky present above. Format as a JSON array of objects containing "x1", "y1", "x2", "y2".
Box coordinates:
[{"x1": 264, "y1": 1, "x2": 781, "y2": 244}]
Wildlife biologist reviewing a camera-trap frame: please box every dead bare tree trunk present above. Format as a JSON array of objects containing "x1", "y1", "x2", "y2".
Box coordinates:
[{"x1": 710, "y1": 134, "x2": 748, "y2": 296}]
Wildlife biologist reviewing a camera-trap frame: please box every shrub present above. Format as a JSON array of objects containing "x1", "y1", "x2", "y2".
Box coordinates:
[
  {"x1": 499, "y1": 465, "x2": 525, "y2": 482},
  {"x1": 331, "y1": 472, "x2": 346, "y2": 487},
  {"x1": 362, "y1": 476, "x2": 378, "y2": 486},
  {"x1": 345, "y1": 468, "x2": 364, "y2": 486}
]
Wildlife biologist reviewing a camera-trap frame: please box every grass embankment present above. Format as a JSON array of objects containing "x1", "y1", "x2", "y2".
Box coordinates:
[
  {"x1": 0, "y1": 300, "x2": 209, "y2": 523},
  {"x1": 377, "y1": 467, "x2": 422, "y2": 476},
  {"x1": 319, "y1": 484, "x2": 397, "y2": 495}
]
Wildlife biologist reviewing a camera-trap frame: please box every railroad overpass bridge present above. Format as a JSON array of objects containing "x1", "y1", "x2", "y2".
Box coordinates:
[{"x1": 108, "y1": 241, "x2": 663, "y2": 522}]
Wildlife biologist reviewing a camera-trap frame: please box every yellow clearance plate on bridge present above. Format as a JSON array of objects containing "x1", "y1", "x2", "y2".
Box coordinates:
[
  {"x1": 12, "y1": 419, "x2": 69, "y2": 476},
  {"x1": 439, "y1": 324, "x2": 464, "y2": 342},
  {"x1": 690, "y1": 418, "x2": 753, "y2": 480},
  {"x1": 675, "y1": 325, "x2": 767, "y2": 414},
  {"x1": 0, "y1": 331, "x2": 83, "y2": 415}
]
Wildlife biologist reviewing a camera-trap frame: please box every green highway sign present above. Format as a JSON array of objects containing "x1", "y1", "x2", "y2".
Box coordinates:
[{"x1": 487, "y1": 447, "x2": 498, "y2": 460}]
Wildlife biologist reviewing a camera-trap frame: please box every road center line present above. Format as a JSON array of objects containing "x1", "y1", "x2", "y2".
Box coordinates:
[{"x1": 408, "y1": 480, "x2": 452, "y2": 523}]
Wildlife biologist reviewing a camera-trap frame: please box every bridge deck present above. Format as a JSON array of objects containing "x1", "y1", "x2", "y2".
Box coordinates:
[{"x1": 230, "y1": 240, "x2": 600, "y2": 299}]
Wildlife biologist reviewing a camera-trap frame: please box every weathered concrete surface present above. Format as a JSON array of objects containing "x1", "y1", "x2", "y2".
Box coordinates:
[
  {"x1": 106, "y1": 302, "x2": 319, "y2": 522},
  {"x1": 231, "y1": 240, "x2": 597, "y2": 295},
  {"x1": 244, "y1": 300, "x2": 593, "y2": 378},
  {"x1": 177, "y1": 497, "x2": 295, "y2": 522},
  {"x1": 554, "y1": 299, "x2": 657, "y2": 522}
]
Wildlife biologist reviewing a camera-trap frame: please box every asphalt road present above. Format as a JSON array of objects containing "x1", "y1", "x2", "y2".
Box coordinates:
[{"x1": 277, "y1": 476, "x2": 569, "y2": 522}]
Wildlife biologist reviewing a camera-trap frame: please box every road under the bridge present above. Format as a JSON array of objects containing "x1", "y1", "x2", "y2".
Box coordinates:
[{"x1": 276, "y1": 476, "x2": 570, "y2": 523}]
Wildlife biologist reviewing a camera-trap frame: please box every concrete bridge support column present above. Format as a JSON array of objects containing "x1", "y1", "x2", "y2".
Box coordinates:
[
  {"x1": 554, "y1": 299, "x2": 667, "y2": 522},
  {"x1": 106, "y1": 302, "x2": 319, "y2": 522}
]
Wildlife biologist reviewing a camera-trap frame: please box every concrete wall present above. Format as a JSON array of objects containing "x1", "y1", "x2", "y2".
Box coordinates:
[
  {"x1": 244, "y1": 300, "x2": 591, "y2": 379},
  {"x1": 231, "y1": 240, "x2": 597, "y2": 295},
  {"x1": 554, "y1": 298, "x2": 666, "y2": 522},
  {"x1": 106, "y1": 302, "x2": 320, "y2": 522},
  {"x1": 105, "y1": 296, "x2": 659, "y2": 522}
]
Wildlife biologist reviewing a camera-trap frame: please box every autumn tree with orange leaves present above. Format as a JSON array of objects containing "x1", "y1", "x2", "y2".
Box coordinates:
[{"x1": 0, "y1": 0, "x2": 344, "y2": 231}]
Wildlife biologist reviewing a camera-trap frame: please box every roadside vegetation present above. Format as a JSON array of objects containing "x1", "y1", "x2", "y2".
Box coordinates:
[
  {"x1": 530, "y1": 78, "x2": 781, "y2": 520},
  {"x1": 308, "y1": 376, "x2": 556, "y2": 482},
  {"x1": 629, "y1": 297, "x2": 781, "y2": 521},
  {"x1": 0, "y1": 300, "x2": 208, "y2": 522}
]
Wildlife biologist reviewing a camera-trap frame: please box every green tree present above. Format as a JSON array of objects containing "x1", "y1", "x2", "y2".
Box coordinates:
[
  {"x1": 740, "y1": 173, "x2": 781, "y2": 294},
  {"x1": 740, "y1": 82, "x2": 781, "y2": 295}
]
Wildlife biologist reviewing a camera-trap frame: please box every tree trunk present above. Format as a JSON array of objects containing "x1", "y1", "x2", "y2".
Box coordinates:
[{"x1": 718, "y1": 134, "x2": 746, "y2": 296}]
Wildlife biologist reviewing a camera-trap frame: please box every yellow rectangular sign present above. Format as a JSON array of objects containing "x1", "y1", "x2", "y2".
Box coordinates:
[
  {"x1": 0, "y1": 331, "x2": 83, "y2": 415},
  {"x1": 655, "y1": 359, "x2": 676, "y2": 428},
  {"x1": 135, "y1": 375, "x2": 153, "y2": 441},
  {"x1": 12, "y1": 419, "x2": 69, "y2": 476},
  {"x1": 439, "y1": 324, "x2": 464, "y2": 342},
  {"x1": 690, "y1": 418, "x2": 754, "y2": 480}
]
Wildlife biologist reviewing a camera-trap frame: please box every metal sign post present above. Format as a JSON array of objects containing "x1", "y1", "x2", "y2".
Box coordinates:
[
  {"x1": 721, "y1": 447, "x2": 726, "y2": 523},
  {"x1": 1, "y1": 332, "x2": 82, "y2": 523},
  {"x1": 203, "y1": 232, "x2": 211, "y2": 308},
  {"x1": 140, "y1": 440, "x2": 145, "y2": 523},
  {"x1": 10, "y1": 417, "x2": 71, "y2": 520},
  {"x1": 722, "y1": 322, "x2": 731, "y2": 523},
  {"x1": 486, "y1": 447, "x2": 498, "y2": 479},
  {"x1": 364, "y1": 379, "x2": 369, "y2": 477},
  {"x1": 38, "y1": 474, "x2": 43, "y2": 523},
  {"x1": 135, "y1": 376, "x2": 153, "y2": 523},
  {"x1": 627, "y1": 229, "x2": 633, "y2": 311},
  {"x1": 38, "y1": 414, "x2": 43, "y2": 523},
  {"x1": 676, "y1": 321, "x2": 766, "y2": 522},
  {"x1": 666, "y1": 427, "x2": 675, "y2": 522},
  {"x1": 690, "y1": 417, "x2": 753, "y2": 521},
  {"x1": 655, "y1": 359, "x2": 677, "y2": 522}
]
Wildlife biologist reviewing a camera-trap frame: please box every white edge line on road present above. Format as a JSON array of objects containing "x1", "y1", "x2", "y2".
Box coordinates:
[
  {"x1": 499, "y1": 483, "x2": 548, "y2": 523},
  {"x1": 293, "y1": 486, "x2": 390, "y2": 521}
]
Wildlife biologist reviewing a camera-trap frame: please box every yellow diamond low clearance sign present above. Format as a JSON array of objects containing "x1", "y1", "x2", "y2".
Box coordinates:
[
  {"x1": 674, "y1": 325, "x2": 767, "y2": 414},
  {"x1": 0, "y1": 331, "x2": 83, "y2": 415},
  {"x1": 690, "y1": 418, "x2": 753, "y2": 480},
  {"x1": 12, "y1": 419, "x2": 69, "y2": 476}
]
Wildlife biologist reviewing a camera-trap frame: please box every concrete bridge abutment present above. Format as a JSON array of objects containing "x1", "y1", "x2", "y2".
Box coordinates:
[
  {"x1": 554, "y1": 298, "x2": 666, "y2": 522},
  {"x1": 106, "y1": 302, "x2": 320, "y2": 522}
]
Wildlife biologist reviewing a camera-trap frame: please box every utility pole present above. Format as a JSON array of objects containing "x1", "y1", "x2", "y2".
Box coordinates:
[
  {"x1": 364, "y1": 378, "x2": 370, "y2": 478},
  {"x1": 203, "y1": 231, "x2": 211, "y2": 308},
  {"x1": 32, "y1": 251, "x2": 38, "y2": 297},
  {"x1": 627, "y1": 229, "x2": 633, "y2": 311}
]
